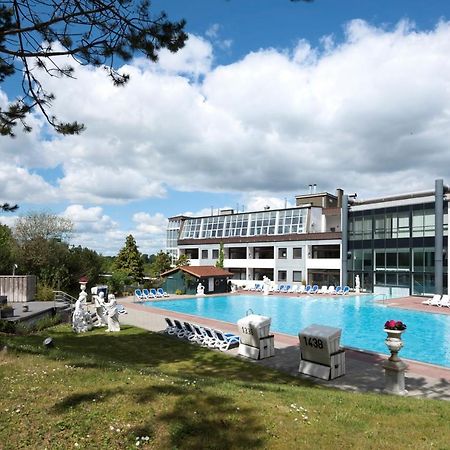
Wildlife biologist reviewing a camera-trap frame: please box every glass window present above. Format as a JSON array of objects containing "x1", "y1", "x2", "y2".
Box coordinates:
[
  {"x1": 386, "y1": 273, "x2": 397, "y2": 285},
  {"x1": 293, "y1": 271, "x2": 302, "y2": 282},
  {"x1": 293, "y1": 248, "x2": 302, "y2": 259},
  {"x1": 353, "y1": 249, "x2": 363, "y2": 271},
  {"x1": 363, "y1": 217, "x2": 373, "y2": 239},
  {"x1": 278, "y1": 270, "x2": 287, "y2": 282},
  {"x1": 375, "y1": 272, "x2": 385, "y2": 285},
  {"x1": 413, "y1": 249, "x2": 424, "y2": 271},
  {"x1": 398, "y1": 251, "x2": 409, "y2": 270},
  {"x1": 375, "y1": 251, "x2": 385, "y2": 268},
  {"x1": 212, "y1": 249, "x2": 219, "y2": 259},
  {"x1": 201, "y1": 249, "x2": 208, "y2": 259},
  {"x1": 363, "y1": 250, "x2": 373, "y2": 270},
  {"x1": 398, "y1": 273, "x2": 410, "y2": 287},
  {"x1": 278, "y1": 248, "x2": 287, "y2": 259},
  {"x1": 386, "y1": 252, "x2": 397, "y2": 268}
]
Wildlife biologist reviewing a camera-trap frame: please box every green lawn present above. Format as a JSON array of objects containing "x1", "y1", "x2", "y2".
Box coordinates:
[{"x1": 1, "y1": 325, "x2": 449, "y2": 450}]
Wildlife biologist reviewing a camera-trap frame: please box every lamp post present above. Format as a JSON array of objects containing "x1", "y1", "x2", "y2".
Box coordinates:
[{"x1": 12, "y1": 264, "x2": 17, "y2": 276}]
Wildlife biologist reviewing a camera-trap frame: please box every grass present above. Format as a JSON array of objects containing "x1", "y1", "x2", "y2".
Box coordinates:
[{"x1": 0, "y1": 325, "x2": 449, "y2": 450}]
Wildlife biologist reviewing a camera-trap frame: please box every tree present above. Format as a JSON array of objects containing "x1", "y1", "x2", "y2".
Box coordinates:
[
  {"x1": 215, "y1": 242, "x2": 224, "y2": 268},
  {"x1": 175, "y1": 253, "x2": 190, "y2": 267},
  {"x1": 1, "y1": 203, "x2": 18, "y2": 211},
  {"x1": 0, "y1": 0, "x2": 187, "y2": 136},
  {"x1": 150, "y1": 250, "x2": 172, "y2": 277},
  {"x1": 0, "y1": 223, "x2": 17, "y2": 274},
  {"x1": 115, "y1": 234, "x2": 144, "y2": 280},
  {"x1": 13, "y1": 212, "x2": 73, "y2": 286}
]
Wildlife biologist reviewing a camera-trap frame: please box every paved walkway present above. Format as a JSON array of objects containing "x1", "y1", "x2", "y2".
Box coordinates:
[{"x1": 119, "y1": 295, "x2": 450, "y2": 401}]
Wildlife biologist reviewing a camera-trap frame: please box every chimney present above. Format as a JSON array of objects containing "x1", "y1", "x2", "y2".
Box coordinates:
[
  {"x1": 336, "y1": 188, "x2": 344, "y2": 208},
  {"x1": 308, "y1": 184, "x2": 312, "y2": 194},
  {"x1": 313, "y1": 183, "x2": 317, "y2": 194}
]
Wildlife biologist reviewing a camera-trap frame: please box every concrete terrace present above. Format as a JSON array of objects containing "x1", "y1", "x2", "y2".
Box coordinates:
[{"x1": 119, "y1": 292, "x2": 450, "y2": 401}]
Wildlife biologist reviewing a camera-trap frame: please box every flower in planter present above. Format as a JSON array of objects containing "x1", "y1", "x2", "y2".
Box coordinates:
[{"x1": 384, "y1": 320, "x2": 407, "y2": 331}]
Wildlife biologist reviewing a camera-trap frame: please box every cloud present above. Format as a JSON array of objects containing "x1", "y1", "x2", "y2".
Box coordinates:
[{"x1": 3, "y1": 19, "x2": 450, "y2": 210}]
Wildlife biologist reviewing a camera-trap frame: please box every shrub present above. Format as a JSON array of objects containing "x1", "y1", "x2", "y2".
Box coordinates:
[
  {"x1": 0, "y1": 319, "x2": 16, "y2": 334},
  {"x1": 36, "y1": 283, "x2": 54, "y2": 302},
  {"x1": 175, "y1": 289, "x2": 185, "y2": 295}
]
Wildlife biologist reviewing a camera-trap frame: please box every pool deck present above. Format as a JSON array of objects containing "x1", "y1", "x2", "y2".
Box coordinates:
[{"x1": 119, "y1": 293, "x2": 450, "y2": 401}]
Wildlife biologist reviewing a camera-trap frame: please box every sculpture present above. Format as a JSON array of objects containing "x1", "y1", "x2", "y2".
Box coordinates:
[
  {"x1": 104, "y1": 294, "x2": 120, "y2": 332},
  {"x1": 196, "y1": 283, "x2": 205, "y2": 296},
  {"x1": 262, "y1": 275, "x2": 271, "y2": 296},
  {"x1": 72, "y1": 291, "x2": 93, "y2": 333},
  {"x1": 94, "y1": 291, "x2": 108, "y2": 327},
  {"x1": 355, "y1": 275, "x2": 361, "y2": 294}
]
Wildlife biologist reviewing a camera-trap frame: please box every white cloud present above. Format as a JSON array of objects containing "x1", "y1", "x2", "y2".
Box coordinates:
[{"x1": 3, "y1": 20, "x2": 450, "y2": 210}]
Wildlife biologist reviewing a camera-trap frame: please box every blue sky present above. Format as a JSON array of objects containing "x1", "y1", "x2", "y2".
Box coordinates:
[{"x1": 1, "y1": 0, "x2": 450, "y2": 255}]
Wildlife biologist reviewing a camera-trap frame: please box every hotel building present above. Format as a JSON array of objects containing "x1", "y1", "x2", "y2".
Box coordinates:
[{"x1": 167, "y1": 179, "x2": 448, "y2": 297}]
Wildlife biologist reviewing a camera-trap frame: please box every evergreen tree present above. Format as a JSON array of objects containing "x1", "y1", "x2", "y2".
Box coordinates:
[
  {"x1": 215, "y1": 242, "x2": 225, "y2": 268},
  {"x1": 115, "y1": 234, "x2": 144, "y2": 281},
  {"x1": 150, "y1": 251, "x2": 172, "y2": 277}
]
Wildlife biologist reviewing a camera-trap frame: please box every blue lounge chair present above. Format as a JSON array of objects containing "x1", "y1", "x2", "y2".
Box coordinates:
[
  {"x1": 305, "y1": 285, "x2": 312, "y2": 294},
  {"x1": 150, "y1": 288, "x2": 161, "y2": 298},
  {"x1": 335, "y1": 286, "x2": 343, "y2": 295},
  {"x1": 134, "y1": 289, "x2": 146, "y2": 302},
  {"x1": 309, "y1": 285, "x2": 319, "y2": 294},
  {"x1": 142, "y1": 288, "x2": 155, "y2": 299},
  {"x1": 342, "y1": 286, "x2": 350, "y2": 295},
  {"x1": 157, "y1": 288, "x2": 170, "y2": 297}
]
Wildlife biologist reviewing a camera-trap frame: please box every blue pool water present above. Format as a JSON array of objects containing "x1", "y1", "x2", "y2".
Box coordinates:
[{"x1": 147, "y1": 295, "x2": 450, "y2": 368}]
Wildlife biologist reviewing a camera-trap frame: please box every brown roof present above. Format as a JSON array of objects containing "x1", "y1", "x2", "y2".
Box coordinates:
[{"x1": 161, "y1": 265, "x2": 233, "y2": 278}]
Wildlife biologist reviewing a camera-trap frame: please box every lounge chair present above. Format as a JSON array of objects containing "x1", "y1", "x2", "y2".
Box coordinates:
[
  {"x1": 191, "y1": 324, "x2": 208, "y2": 344},
  {"x1": 422, "y1": 295, "x2": 438, "y2": 305},
  {"x1": 164, "y1": 318, "x2": 177, "y2": 335},
  {"x1": 134, "y1": 289, "x2": 147, "y2": 302},
  {"x1": 272, "y1": 284, "x2": 280, "y2": 293},
  {"x1": 318, "y1": 285, "x2": 328, "y2": 294},
  {"x1": 173, "y1": 319, "x2": 189, "y2": 338},
  {"x1": 309, "y1": 285, "x2": 319, "y2": 294},
  {"x1": 157, "y1": 288, "x2": 170, "y2": 297},
  {"x1": 150, "y1": 288, "x2": 162, "y2": 298},
  {"x1": 335, "y1": 286, "x2": 343, "y2": 295},
  {"x1": 305, "y1": 284, "x2": 312, "y2": 294},
  {"x1": 438, "y1": 295, "x2": 450, "y2": 307},
  {"x1": 182, "y1": 322, "x2": 199, "y2": 341},
  {"x1": 213, "y1": 329, "x2": 240, "y2": 351},
  {"x1": 288, "y1": 285, "x2": 299, "y2": 294},
  {"x1": 142, "y1": 288, "x2": 155, "y2": 299},
  {"x1": 342, "y1": 286, "x2": 350, "y2": 295},
  {"x1": 254, "y1": 283, "x2": 263, "y2": 292},
  {"x1": 278, "y1": 284, "x2": 286, "y2": 293},
  {"x1": 117, "y1": 304, "x2": 127, "y2": 314},
  {"x1": 430, "y1": 295, "x2": 442, "y2": 306},
  {"x1": 201, "y1": 327, "x2": 220, "y2": 347},
  {"x1": 298, "y1": 284, "x2": 306, "y2": 294},
  {"x1": 328, "y1": 286, "x2": 336, "y2": 295}
]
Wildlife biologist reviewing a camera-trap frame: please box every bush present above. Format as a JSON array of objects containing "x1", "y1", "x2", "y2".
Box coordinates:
[
  {"x1": 0, "y1": 319, "x2": 16, "y2": 334},
  {"x1": 36, "y1": 283, "x2": 54, "y2": 302},
  {"x1": 175, "y1": 289, "x2": 185, "y2": 295}
]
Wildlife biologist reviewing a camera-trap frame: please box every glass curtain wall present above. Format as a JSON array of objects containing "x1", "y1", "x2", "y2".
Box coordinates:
[{"x1": 348, "y1": 203, "x2": 448, "y2": 295}]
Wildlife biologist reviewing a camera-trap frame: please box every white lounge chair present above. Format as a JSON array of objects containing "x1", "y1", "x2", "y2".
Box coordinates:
[
  {"x1": 328, "y1": 286, "x2": 336, "y2": 295},
  {"x1": 438, "y1": 295, "x2": 450, "y2": 307},
  {"x1": 422, "y1": 295, "x2": 439, "y2": 305},
  {"x1": 318, "y1": 285, "x2": 328, "y2": 294},
  {"x1": 289, "y1": 285, "x2": 299, "y2": 294},
  {"x1": 430, "y1": 295, "x2": 442, "y2": 306},
  {"x1": 298, "y1": 284, "x2": 306, "y2": 294},
  {"x1": 213, "y1": 330, "x2": 240, "y2": 351}
]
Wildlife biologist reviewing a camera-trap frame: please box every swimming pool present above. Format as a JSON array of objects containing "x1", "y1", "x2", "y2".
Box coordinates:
[{"x1": 147, "y1": 294, "x2": 450, "y2": 368}]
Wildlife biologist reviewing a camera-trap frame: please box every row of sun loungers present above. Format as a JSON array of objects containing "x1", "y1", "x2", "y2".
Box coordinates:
[
  {"x1": 422, "y1": 295, "x2": 450, "y2": 308},
  {"x1": 164, "y1": 317, "x2": 240, "y2": 351},
  {"x1": 243, "y1": 283, "x2": 350, "y2": 295},
  {"x1": 134, "y1": 288, "x2": 169, "y2": 302}
]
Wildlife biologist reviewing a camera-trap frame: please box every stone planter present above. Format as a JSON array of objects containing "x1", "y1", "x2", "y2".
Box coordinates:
[
  {"x1": 0, "y1": 307, "x2": 14, "y2": 318},
  {"x1": 384, "y1": 329, "x2": 405, "y2": 362}
]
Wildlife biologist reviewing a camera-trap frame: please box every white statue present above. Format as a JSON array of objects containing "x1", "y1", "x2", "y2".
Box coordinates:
[
  {"x1": 104, "y1": 294, "x2": 120, "y2": 332},
  {"x1": 94, "y1": 291, "x2": 107, "y2": 327},
  {"x1": 72, "y1": 292, "x2": 93, "y2": 333},
  {"x1": 196, "y1": 283, "x2": 205, "y2": 296},
  {"x1": 355, "y1": 274, "x2": 361, "y2": 294},
  {"x1": 262, "y1": 275, "x2": 271, "y2": 296}
]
